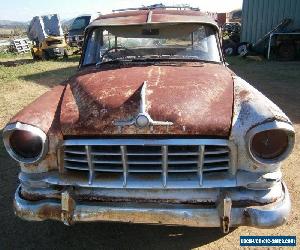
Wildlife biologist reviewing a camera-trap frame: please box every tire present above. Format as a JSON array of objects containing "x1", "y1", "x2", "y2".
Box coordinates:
[
  {"x1": 237, "y1": 42, "x2": 249, "y2": 56},
  {"x1": 223, "y1": 44, "x2": 237, "y2": 56},
  {"x1": 41, "y1": 50, "x2": 50, "y2": 60},
  {"x1": 277, "y1": 42, "x2": 296, "y2": 61}
]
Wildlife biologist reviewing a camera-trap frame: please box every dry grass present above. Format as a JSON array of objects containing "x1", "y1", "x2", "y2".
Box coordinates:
[{"x1": 0, "y1": 53, "x2": 78, "y2": 129}]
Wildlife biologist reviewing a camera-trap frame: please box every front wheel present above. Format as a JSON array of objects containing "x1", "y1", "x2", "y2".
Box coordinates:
[{"x1": 223, "y1": 44, "x2": 237, "y2": 56}]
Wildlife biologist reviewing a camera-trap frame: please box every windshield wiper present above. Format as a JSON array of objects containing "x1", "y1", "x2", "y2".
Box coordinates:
[
  {"x1": 95, "y1": 56, "x2": 220, "y2": 67},
  {"x1": 131, "y1": 56, "x2": 219, "y2": 64},
  {"x1": 96, "y1": 58, "x2": 127, "y2": 67}
]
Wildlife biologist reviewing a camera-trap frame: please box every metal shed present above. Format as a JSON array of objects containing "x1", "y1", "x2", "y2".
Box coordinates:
[{"x1": 241, "y1": 0, "x2": 300, "y2": 44}]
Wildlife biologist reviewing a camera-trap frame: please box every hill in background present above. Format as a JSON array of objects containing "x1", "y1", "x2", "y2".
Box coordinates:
[{"x1": 0, "y1": 20, "x2": 29, "y2": 29}]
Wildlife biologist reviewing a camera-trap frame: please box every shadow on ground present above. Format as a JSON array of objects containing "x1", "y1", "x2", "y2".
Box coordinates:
[
  {"x1": 0, "y1": 55, "x2": 80, "y2": 68},
  {"x1": 0, "y1": 59, "x2": 35, "y2": 67},
  {"x1": 20, "y1": 66, "x2": 78, "y2": 87}
]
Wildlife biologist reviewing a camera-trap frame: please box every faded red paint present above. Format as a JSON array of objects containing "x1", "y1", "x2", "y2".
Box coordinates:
[
  {"x1": 92, "y1": 9, "x2": 218, "y2": 28},
  {"x1": 97, "y1": 14, "x2": 148, "y2": 26},
  {"x1": 99, "y1": 10, "x2": 148, "y2": 19},
  {"x1": 60, "y1": 63, "x2": 234, "y2": 137},
  {"x1": 151, "y1": 11, "x2": 212, "y2": 24},
  {"x1": 98, "y1": 10, "x2": 208, "y2": 21}
]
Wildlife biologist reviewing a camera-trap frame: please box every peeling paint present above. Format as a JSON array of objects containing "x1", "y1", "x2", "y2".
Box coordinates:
[
  {"x1": 230, "y1": 76, "x2": 291, "y2": 173},
  {"x1": 60, "y1": 63, "x2": 234, "y2": 136}
]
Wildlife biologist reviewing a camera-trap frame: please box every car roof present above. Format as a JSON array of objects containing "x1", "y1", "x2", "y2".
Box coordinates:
[{"x1": 87, "y1": 9, "x2": 218, "y2": 30}]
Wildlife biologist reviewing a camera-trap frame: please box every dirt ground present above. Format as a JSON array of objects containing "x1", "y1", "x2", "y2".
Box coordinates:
[{"x1": 0, "y1": 56, "x2": 299, "y2": 250}]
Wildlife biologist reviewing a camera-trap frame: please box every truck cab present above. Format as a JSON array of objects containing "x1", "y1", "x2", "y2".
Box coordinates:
[{"x1": 67, "y1": 13, "x2": 99, "y2": 47}]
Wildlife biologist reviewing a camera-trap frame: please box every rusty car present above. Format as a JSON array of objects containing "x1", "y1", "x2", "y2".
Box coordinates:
[{"x1": 3, "y1": 7, "x2": 295, "y2": 233}]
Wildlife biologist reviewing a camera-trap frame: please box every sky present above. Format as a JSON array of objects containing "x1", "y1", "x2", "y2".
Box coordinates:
[{"x1": 0, "y1": 0, "x2": 243, "y2": 22}]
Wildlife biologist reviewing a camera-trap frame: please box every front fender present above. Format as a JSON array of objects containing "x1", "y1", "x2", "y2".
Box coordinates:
[
  {"x1": 8, "y1": 85, "x2": 66, "y2": 173},
  {"x1": 230, "y1": 76, "x2": 293, "y2": 173}
]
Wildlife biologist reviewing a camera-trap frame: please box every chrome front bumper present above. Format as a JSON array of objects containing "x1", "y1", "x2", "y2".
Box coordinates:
[{"x1": 14, "y1": 182, "x2": 290, "y2": 231}]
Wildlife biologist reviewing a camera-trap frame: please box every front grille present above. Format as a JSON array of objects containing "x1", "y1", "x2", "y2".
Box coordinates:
[{"x1": 63, "y1": 139, "x2": 232, "y2": 188}]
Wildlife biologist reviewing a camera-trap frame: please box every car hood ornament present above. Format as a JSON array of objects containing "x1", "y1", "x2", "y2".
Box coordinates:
[{"x1": 114, "y1": 81, "x2": 173, "y2": 129}]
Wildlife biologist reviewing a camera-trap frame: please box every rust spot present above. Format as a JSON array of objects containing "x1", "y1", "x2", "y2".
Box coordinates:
[
  {"x1": 93, "y1": 9, "x2": 218, "y2": 28},
  {"x1": 60, "y1": 63, "x2": 234, "y2": 137},
  {"x1": 21, "y1": 188, "x2": 61, "y2": 201},
  {"x1": 75, "y1": 195, "x2": 216, "y2": 206},
  {"x1": 38, "y1": 205, "x2": 61, "y2": 220}
]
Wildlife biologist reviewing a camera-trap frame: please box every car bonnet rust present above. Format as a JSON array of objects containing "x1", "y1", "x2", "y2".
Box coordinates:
[{"x1": 60, "y1": 63, "x2": 234, "y2": 136}]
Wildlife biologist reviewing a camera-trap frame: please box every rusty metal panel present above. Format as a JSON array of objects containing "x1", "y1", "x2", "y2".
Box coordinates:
[
  {"x1": 241, "y1": 0, "x2": 300, "y2": 44},
  {"x1": 60, "y1": 64, "x2": 234, "y2": 137},
  {"x1": 151, "y1": 13, "x2": 212, "y2": 24},
  {"x1": 90, "y1": 9, "x2": 218, "y2": 29},
  {"x1": 95, "y1": 14, "x2": 148, "y2": 26}
]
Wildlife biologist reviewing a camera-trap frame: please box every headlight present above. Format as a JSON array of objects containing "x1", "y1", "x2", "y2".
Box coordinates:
[
  {"x1": 3, "y1": 122, "x2": 48, "y2": 164},
  {"x1": 247, "y1": 121, "x2": 295, "y2": 164}
]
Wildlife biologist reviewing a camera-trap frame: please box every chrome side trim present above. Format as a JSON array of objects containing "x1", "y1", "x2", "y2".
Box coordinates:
[
  {"x1": 113, "y1": 81, "x2": 173, "y2": 128},
  {"x1": 3, "y1": 122, "x2": 48, "y2": 164}
]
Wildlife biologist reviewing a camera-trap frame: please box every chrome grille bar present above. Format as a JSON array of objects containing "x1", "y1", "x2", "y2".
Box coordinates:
[
  {"x1": 197, "y1": 145, "x2": 205, "y2": 186},
  {"x1": 162, "y1": 146, "x2": 168, "y2": 187},
  {"x1": 121, "y1": 146, "x2": 128, "y2": 187},
  {"x1": 64, "y1": 150, "x2": 230, "y2": 156},
  {"x1": 64, "y1": 158, "x2": 230, "y2": 165},
  {"x1": 63, "y1": 139, "x2": 233, "y2": 189},
  {"x1": 85, "y1": 145, "x2": 94, "y2": 185}
]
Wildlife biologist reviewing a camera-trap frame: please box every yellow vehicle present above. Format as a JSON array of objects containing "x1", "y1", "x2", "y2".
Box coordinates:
[
  {"x1": 28, "y1": 14, "x2": 69, "y2": 60},
  {"x1": 31, "y1": 36, "x2": 68, "y2": 60}
]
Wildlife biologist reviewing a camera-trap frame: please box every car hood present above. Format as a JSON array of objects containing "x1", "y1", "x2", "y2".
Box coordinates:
[{"x1": 60, "y1": 63, "x2": 234, "y2": 137}]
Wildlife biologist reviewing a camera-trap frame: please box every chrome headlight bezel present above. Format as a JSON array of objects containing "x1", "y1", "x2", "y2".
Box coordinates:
[
  {"x1": 246, "y1": 121, "x2": 295, "y2": 165},
  {"x1": 3, "y1": 122, "x2": 48, "y2": 164}
]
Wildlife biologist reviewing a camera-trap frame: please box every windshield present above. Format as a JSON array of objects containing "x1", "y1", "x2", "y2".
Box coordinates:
[
  {"x1": 83, "y1": 24, "x2": 221, "y2": 65},
  {"x1": 70, "y1": 16, "x2": 91, "y2": 31}
]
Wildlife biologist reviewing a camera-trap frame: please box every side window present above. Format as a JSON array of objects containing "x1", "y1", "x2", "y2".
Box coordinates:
[{"x1": 83, "y1": 29, "x2": 101, "y2": 65}]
